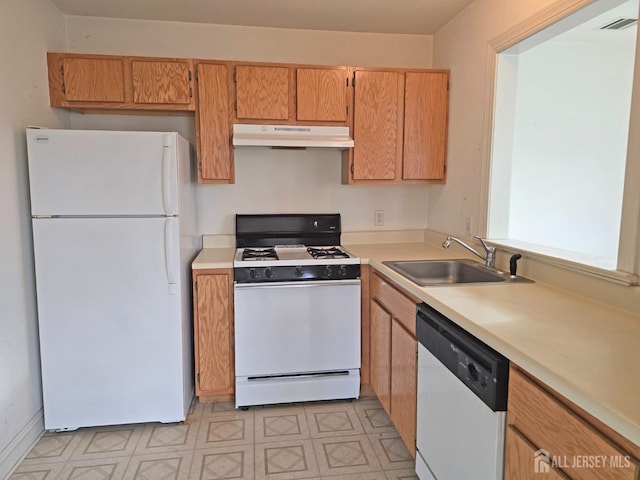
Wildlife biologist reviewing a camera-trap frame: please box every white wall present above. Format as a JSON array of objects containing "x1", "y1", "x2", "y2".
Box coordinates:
[
  {"x1": 0, "y1": 0, "x2": 68, "y2": 476},
  {"x1": 64, "y1": 16, "x2": 434, "y2": 235},
  {"x1": 430, "y1": 0, "x2": 564, "y2": 237},
  {"x1": 508, "y1": 39, "x2": 634, "y2": 259}
]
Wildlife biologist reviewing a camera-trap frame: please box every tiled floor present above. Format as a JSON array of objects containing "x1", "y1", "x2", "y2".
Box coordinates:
[{"x1": 11, "y1": 397, "x2": 418, "y2": 480}]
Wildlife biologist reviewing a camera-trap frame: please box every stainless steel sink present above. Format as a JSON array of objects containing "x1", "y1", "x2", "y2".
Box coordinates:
[{"x1": 382, "y1": 259, "x2": 531, "y2": 286}]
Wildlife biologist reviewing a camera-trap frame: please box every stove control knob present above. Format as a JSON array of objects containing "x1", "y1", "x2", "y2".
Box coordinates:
[
  {"x1": 323, "y1": 265, "x2": 333, "y2": 277},
  {"x1": 295, "y1": 267, "x2": 304, "y2": 278},
  {"x1": 265, "y1": 268, "x2": 274, "y2": 279},
  {"x1": 249, "y1": 268, "x2": 259, "y2": 279},
  {"x1": 338, "y1": 266, "x2": 347, "y2": 277}
]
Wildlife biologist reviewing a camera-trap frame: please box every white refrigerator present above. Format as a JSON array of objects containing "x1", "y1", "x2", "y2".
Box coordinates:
[{"x1": 26, "y1": 128, "x2": 199, "y2": 431}]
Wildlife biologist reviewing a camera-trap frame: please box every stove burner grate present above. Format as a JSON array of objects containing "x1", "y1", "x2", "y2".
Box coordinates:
[
  {"x1": 306, "y1": 246, "x2": 350, "y2": 259},
  {"x1": 242, "y1": 248, "x2": 278, "y2": 261}
]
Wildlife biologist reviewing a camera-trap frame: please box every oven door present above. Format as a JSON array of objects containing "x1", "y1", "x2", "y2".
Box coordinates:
[{"x1": 234, "y1": 280, "x2": 361, "y2": 377}]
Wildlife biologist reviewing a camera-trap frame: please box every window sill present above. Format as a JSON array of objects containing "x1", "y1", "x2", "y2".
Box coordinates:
[{"x1": 487, "y1": 239, "x2": 639, "y2": 286}]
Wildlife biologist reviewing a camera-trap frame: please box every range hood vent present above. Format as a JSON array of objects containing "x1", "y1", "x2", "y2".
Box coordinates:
[
  {"x1": 599, "y1": 18, "x2": 638, "y2": 30},
  {"x1": 232, "y1": 124, "x2": 354, "y2": 150}
]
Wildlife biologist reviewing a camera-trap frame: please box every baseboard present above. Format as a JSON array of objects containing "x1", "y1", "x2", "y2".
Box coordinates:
[{"x1": 0, "y1": 409, "x2": 44, "y2": 480}]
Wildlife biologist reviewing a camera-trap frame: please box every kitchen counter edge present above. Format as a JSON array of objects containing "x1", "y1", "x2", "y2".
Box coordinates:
[{"x1": 192, "y1": 247, "x2": 235, "y2": 269}]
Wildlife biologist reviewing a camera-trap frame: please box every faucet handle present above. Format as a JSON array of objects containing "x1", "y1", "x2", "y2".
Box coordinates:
[{"x1": 473, "y1": 235, "x2": 495, "y2": 253}]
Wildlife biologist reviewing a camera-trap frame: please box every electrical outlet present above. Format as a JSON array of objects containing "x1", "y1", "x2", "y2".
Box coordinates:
[
  {"x1": 465, "y1": 215, "x2": 473, "y2": 236},
  {"x1": 375, "y1": 210, "x2": 384, "y2": 226}
]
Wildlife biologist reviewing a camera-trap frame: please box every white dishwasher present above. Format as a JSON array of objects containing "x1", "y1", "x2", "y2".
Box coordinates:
[{"x1": 415, "y1": 303, "x2": 509, "y2": 480}]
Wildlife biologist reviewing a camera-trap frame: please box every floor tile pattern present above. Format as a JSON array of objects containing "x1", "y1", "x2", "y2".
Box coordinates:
[{"x1": 11, "y1": 397, "x2": 418, "y2": 479}]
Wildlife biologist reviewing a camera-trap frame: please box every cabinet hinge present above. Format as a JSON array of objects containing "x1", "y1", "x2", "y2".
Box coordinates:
[
  {"x1": 447, "y1": 80, "x2": 450, "y2": 91},
  {"x1": 197, "y1": 372, "x2": 200, "y2": 386},
  {"x1": 198, "y1": 161, "x2": 202, "y2": 172},
  {"x1": 195, "y1": 69, "x2": 199, "y2": 82},
  {"x1": 188, "y1": 70, "x2": 192, "y2": 81},
  {"x1": 350, "y1": 163, "x2": 354, "y2": 174},
  {"x1": 233, "y1": 69, "x2": 237, "y2": 83},
  {"x1": 189, "y1": 87, "x2": 193, "y2": 98}
]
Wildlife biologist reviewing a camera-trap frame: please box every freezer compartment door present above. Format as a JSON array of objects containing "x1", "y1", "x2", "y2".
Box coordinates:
[
  {"x1": 26, "y1": 129, "x2": 181, "y2": 216},
  {"x1": 32, "y1": 217, "x2": 189, "y2": 430}
]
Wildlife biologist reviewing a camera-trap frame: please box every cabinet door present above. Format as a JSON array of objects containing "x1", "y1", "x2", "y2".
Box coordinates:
[
  {"x1": 235, "y1": 65, "x2": 289, "y2": 120},
  {"x1": 505, "y1": 426, "x2": 571, "y2": 480},
  {"x1": 194, "y1": 272, "x2": 234, "y2": 396},
  {"x1": 196, "y1": 63, "x2": 233, "y2": 183},
  {"x1": 391, "y1": 320, "x2": 417, "y2": 457},
  {"x1": 370, "y1": 299, "x2": 392, "y2": 414},
  {"x1": 352, "y1": 70, "x2": 402, "y2": 180},
  {"x1": 62, "y1": 57, "x2": 125, "y2": 102},
  {"x1": 296, "y1": 68, "x2": 347, "y2": 122},
  {"x1": 132, "y1": 60, "x2": 191, "y2": 105},
  {"x1": 403, "y1": 72, "x2": 448, "y2": 180}
]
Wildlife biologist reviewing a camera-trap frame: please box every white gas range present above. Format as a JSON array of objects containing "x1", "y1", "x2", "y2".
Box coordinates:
[{"x1": 233, "y1": 214, "x2": 361, "y2": 408}]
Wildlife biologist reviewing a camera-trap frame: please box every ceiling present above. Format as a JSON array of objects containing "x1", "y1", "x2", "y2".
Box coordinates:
[{"x1": 47, "y1": 0, "x2": 476, "y2": 35}]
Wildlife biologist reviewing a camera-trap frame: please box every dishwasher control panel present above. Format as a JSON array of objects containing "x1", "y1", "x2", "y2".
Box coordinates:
[{"x1": 416, "y1": 302, "x2": 509, "y2": 411}]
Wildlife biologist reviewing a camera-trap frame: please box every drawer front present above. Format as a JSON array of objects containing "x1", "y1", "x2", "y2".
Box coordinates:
[
  {"x1": 370, "y1": 273, "x2": 417, "y2": 336},
  {"x1": 508, "y1": 367, "x2": 638, "y2": 480}
]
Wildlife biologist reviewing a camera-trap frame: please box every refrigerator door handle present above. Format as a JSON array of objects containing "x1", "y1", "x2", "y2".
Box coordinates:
[
  {"x1": 164, "y1": 218, "x2": 177, "y2": 295},
  {"x1": 162, "y1": 134, "x2": 176, "y2": 215}
]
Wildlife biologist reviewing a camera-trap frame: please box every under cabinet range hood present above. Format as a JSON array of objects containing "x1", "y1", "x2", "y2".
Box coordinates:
[{"x1": 232, "y1": 124, "x2": 354, "y2": 150}]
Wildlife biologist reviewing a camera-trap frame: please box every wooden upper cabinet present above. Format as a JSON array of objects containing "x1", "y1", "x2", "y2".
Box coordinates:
[
  {"x1": 352, "y1": 69, "x2": 402, "y2": 181},
  {"x1": 344, "y1": 67, "x2": 449, "y2": 185},
  {"x1": 47, "y1": 52, "x2": 195, "y2": 111},
  {"x1": 403, "y1": 72, "x2": 448, "y2": 181},
  {"x1": 296, "y1": 67, "x2": 348, "y2": 122},
  {"x1": 195, "y1": 62, "x2": 234, "y2": 183},
  {"x1": 62, "y1": 57, "x2": 125, "y2": 102},
  {"x1": 235, "y1": 65, "x2": 290, "y2": 120},
  {"x1": 131, "y1": 60, "x2": 192, "y2": 105}
]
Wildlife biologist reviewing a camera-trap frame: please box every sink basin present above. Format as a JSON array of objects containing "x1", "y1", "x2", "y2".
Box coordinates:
[{"x1": 382, "y1": 259, "x2": 520, "y2": 286}]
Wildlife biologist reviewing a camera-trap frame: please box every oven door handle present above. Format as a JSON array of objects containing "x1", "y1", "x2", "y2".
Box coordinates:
[{"x1": 234, "y1": 280, "x2": 361, "y2": 289}]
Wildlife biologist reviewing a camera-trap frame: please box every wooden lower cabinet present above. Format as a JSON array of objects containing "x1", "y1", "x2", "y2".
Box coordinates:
[
  {"x1": 506, "y1": 365, "x2": 640, "y2": 480},
  {"x1": 370, "y1": 299, "x2": 392, "y2": 412},
  {"x1": 193, "y1": 269, "x2": 234, "y2": 399},
  {"x1": 506, "y1": 426, "x2": 570, "y2": 479},
  {"x1": 390, "y1": 319, "x2": 417, "y2": 455},
  {"x1": 369, "y1": 272, "x2": 419, "y2": 456}
]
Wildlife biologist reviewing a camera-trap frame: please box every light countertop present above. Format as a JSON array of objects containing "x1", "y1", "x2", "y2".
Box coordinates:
[
  {"x1": 344, "y1": 242, "x2": 640, "y2": 447},
  {"x1": 191, "y1": 242, "x2": 640, "y2": 446},
  {"x1": 192, "y1": 247, "x2": 235, "y2": 269}
]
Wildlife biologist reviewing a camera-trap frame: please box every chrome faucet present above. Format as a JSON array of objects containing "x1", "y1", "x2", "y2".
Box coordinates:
[{"x1": 442, "y1": 235, "x2": 496, "y2": 268}]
